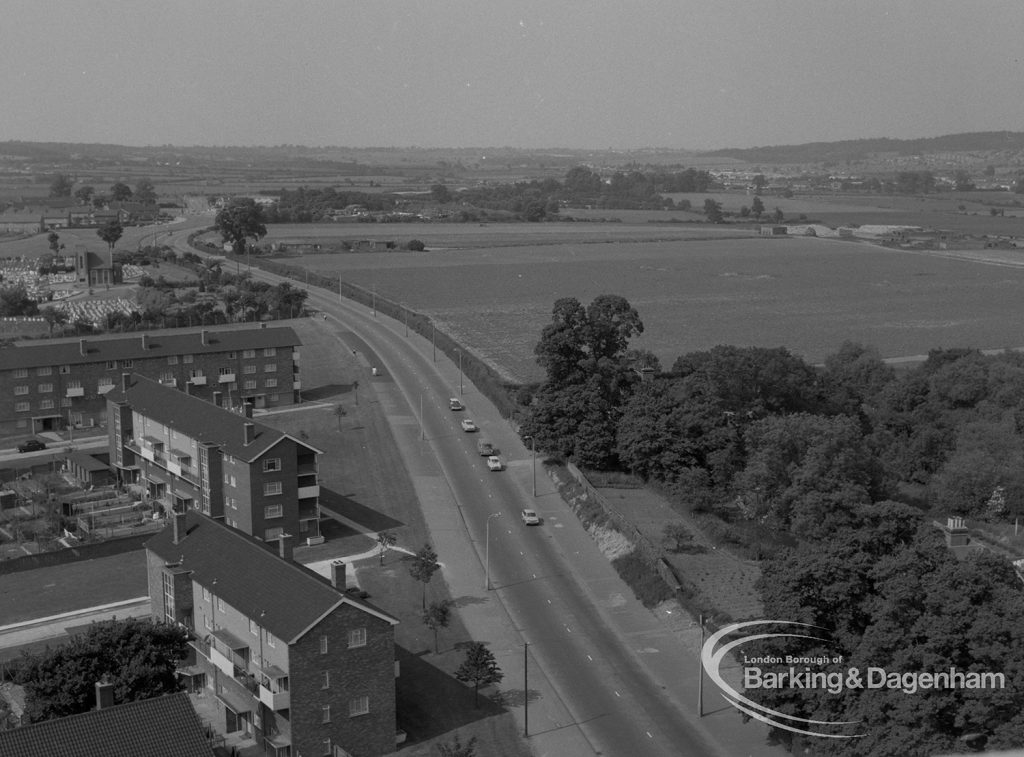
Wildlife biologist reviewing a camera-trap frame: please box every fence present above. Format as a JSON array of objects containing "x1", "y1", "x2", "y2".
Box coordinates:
[{"x1": 0, "y1": 531, "x2": 153, "y2": 575}]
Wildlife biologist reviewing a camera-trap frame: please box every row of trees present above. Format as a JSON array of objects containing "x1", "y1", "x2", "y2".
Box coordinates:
[{"x1": 49, "y1": 175, "x2": 157, "y2": 206}]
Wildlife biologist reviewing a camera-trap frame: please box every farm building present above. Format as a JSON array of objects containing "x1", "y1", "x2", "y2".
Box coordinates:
[{"x1": 759, "y1": 225, "x2": 787, "y2": 236}]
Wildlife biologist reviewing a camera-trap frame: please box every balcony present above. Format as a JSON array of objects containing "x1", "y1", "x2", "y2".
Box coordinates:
[
  {"x1": 297, "y1": 484, "x2": 319, "y2": 500},
  {"x1": 98, "y1": 383, "x2": 115, "y2": 394},
  {"x1": 65, "y1": 386, "x2": 85, "y2": 397},
  {"x1": 218, "y1": 373, "x2": 236, "y2": 384},
  {"x1": 292, "y1": 379, "x2": 301, "y2": 390},
  {"x1": 189, "y1": 375, "x2": 207, "y2": 386},
  {"x1": 160, "y1": 378, "x2": 177, "y2": 388},
  {"x1": 258, "y1": 684, "x2": 290, "y2": 711},
  {"x1": 209, "y1": 645, "x2": 235, "y2": 678}
]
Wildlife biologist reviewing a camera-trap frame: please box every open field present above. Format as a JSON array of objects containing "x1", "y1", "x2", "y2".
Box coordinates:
[{"x1": 258, "y1": 230, "x2": 1024, "y2": 383}]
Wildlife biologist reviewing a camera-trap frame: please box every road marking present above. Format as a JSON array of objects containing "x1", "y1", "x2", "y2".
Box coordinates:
[
  {"x1": 646, "y1": 732, "x2": 652, "y2": 739},
  {"x1": 614, "y1": 691, "x2": 620, "y2": 697},
  {"x1": 587, "y1": 654, "x2": 592, "y2": 661},
  {"x1": 565, "y1": 626, "x2": 572, "y2": 633}
]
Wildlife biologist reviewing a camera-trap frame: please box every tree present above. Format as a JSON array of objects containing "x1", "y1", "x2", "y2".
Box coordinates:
[
  {"x1": 436, "y1": 733, "x2": 478, "y2": 757},
  {"x1": 954, "y1": 169, "x2": 975, "y2": 192},
  {"x1": 47, "y1": 232, "x2": 61, "y2": 254},
  {"x1": 703, "y1": 198, "x2": 724, "y2": 223},
  {"x1": 97, "y1": 219, "x2": 123, "y2": 251},
  {"x1": 74, "y1": 185, "x2": 95, "y2": 205},
  {"x1": 49, "y1": 173, "x2": 74, "y2": 197},
  {"x1": 334, "y1": 404, "x2": 347, "y2": 431},
  {"x1": 110, "y1": 182, "x2": 133, "y2": 201},
  {"x1": 422, "y1": 599, "x2": 452, "y2": 653},
  {"x1": 0, "y1": 284, "x2": 38, "y2": 317},
  {"x1": 40, "y1": 306, "x2": 69, "y2": 336},
  {"x1": 454, "y1": 642, "x2": 503, "y2": 707},
  {"x1": 15, "y1": 617, "x2": 189, "y2": 723},
  {"x1": 406, "y1": 239, "x2": 426, "y2": 251},
  {"x1": 215, "y1": 198, "x2": 268, "y2": 256},
  {"x1": 751, "y1": 196, "x2": 765, "y2": 219},
  {"x1": 408, "y1": 543, "x2": 440, "y2": 609},
  {"x1": 772, "y1": 207, "x2": 784, "y2": 223},
  {"x1": 752, "y1": 174, "x2": 767, "y2": 193},
  {"x1": 134, "y1": 177, "x2": 157, "y2": 205},
  {"x1": 430, "y1": 184, "x2": 451, "y2": 204},
  {"x1": 376, "y1": 531, "x2": 396, "y2": 565}
]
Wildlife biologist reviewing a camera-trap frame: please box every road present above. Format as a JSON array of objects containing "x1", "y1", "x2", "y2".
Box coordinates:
[{"x1": 230, "y1": 269, "x2": 733, "y2": 756}]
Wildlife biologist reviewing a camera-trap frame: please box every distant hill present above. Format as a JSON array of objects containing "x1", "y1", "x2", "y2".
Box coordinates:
[{"x1": 702, "y1": 131, "x2": 1024, "y2": 164}]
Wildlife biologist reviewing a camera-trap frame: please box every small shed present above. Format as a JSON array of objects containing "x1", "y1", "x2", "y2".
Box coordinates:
[
  {"x1": 64, "y1": 450, "x2": 114, "y2": 488},
  {"x1": 759, "y1": 225, "x2": 787, "y2": 236}
]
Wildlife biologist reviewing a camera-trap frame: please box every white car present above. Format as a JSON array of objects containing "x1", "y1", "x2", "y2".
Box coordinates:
[
  {"x1": 461, "y1": 419, "x2": 478, "y2": 432},
  {"x1": 521, "y1": 509, "x2": 540, "y2": 525},
  {"x1": 486, "y1": 456, "x2": 503, "y2": 471},
  {"x1": 449, "y1": 398, "x2": 464, "y2": 411}
]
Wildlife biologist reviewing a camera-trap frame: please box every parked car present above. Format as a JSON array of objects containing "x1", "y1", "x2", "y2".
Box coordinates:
[
  {"x1": 449, "y1": 398, "x2": 464, "y2": 411},
  {"x1": 17, "y1": 439, "x2": 46, "y2": 453},
  {"x1": 486, "y1": 456, "x2": 503, "y2": 471},
  {"x1": 461, "y1": 419, "x2": 478, "y2": 432},
  {"x1": 521, "y1": 508, "x2": 540, "y2": 525}
]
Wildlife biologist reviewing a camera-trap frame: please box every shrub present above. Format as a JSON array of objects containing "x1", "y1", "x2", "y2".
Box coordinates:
[
  {"x1": 611, "y1": 551, "x2": 673, "y2": 607},
  {"x1": 406, "y1": 239, "x2": 426, "y2": 251}
]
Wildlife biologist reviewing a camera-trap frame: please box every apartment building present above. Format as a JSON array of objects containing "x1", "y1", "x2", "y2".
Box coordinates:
[
  {"x1": 107, "y1": 374, "x2": 321, "y2": 542},
  {"x1": 0, "y1": 324, "x2": 301, "y2": 436},
  {"x1": 147, "y1": 512, "x2": 399, "y2": 757}
]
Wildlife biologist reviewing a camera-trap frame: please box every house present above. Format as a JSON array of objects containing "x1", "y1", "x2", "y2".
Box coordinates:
[
  {"x1": 0, "y1": 688, "x2": 214, "y2": 757},
  {"x1": 0, "y1": 324, "x2": 301, "y2": 435},
  {"x1": 107, "y1": 374, "x2": 321, "y2": 542},
  {"x1": 759, "y1": 225, "x2": 787, "y2": 236},
  {"x1": 77, "y1": 249, "x2": 122, "y2": 288},
  {"x1": 0, "y1": 210, "x2": 44, "y2": 234},
  {"x1": 146, "y1": 512, "x2": 400, "y2": 757}
]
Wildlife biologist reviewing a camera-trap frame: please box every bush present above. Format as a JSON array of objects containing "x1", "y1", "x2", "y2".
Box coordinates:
[
  {"x1": 406, "y1": 239, "x2": 426, "y2": 251},
  {"x1": 611, "y1": 551, "x2": 673, "y2": 607}
]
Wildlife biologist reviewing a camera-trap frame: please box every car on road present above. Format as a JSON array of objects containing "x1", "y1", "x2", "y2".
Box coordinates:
[
  {"x1": 486, "y1": 455, "x2": 503, "y2": 471},
  {"x1": 460, "y1": 419, "x2": 478, "y2": 432},
  {"x1": 521, "y1": 508, "x2": 540, "y2": 525},
  {"x1": 17, "y1": 439, "x2": 46, "y2": 453},
  {"x1": 477, "y1": 439, "x2": 494, "y2": 456},
  {"x1": 449, "y1": 398, "x2": 464, "y2": 411}
]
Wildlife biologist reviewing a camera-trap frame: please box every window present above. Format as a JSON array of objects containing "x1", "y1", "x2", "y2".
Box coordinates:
[
  {"x1": 191, "y1": 369, "x2": 204, "y2": 379},
  {"x1": 13, "y1": 368, "x2": 27, "y2": 379},
  {"x1": 227, "y1": 352, "x2": 237, "y2": 360},
  {"x1": 121, "y1": 360, "x2": 133, "y2": 368},
  {"x1": 106, "y1": 361, "x2": 116, "y2": 370},
  {"x1": 264, "y1": 504, "x2": 283, "y2": 519},
  {"x1": 249, "y1": 618, "x2": 259, "y2": 636},
  {"x1": 244, "y1": 364, "x2": 256, "y2": 374},
  {"x1": 39, "y1": 399, "x2": 55, "y2": 410},
  {"x1": 223, "y1": 473, "x2": 230, "y2": 485},
  {"x1": 244, "y1": 380, "x2": 257, "y2": 390},
  {"x1": 167, "y1": 355, "x2": 179, "y2": 365},
  {"x1": 183, "y1": 354, "x2": 194, "y2": 364},
  {"x1": 262, "y1": 458, "x2": 281, "y2": 473},
  {"x1": 59, "y1": 364, "x2": 70, "y2": 374},
  {"x1": 219, "y1": 367, "x2": 233, "y2": 376},
  {"x1": 265, "y1": 527, "x2": 284, "y2": 541},
  {"x1": 349, "y1": 696, "x2": 369, "y2": 717},
  {"x1": 263, "y1": 481, "x2": 283, "y2": 496},
  {"x1": 266, "y1": 633, "x2": 276, "y2": 648},
  {"x1": 319, "y1": 635, "x2": 328, "y2": 655},
  {"x1": 203, "y1": 612, "x2": 212, "y2": 631},
  {"x1": 217, "y1": 598, "x2": 225, "y2": 612},
  {"x1": 37, "y1": 366, "x2": 52, "y2": 376},
  {"x1": 38, "y1": 383, "x2": 53, "y2": 393},
  {"x1": 269, "y1": 394, "x2": 279, "y2": 403},
  {"x1": 321, "y1": 671, "x2": 330, "y2": 689},
  {"x1": 321, "y1": 705, "x2": 331, "y2": 724},
  {"x1": 61, "y1": 397, "x2": 71, "y2": 407},
  {"x1": 202, "y1": 587, "x2": 211, "y2": 601},
  {"x1": 161, "y1": 372, "x2": 175, "y2": 383},
  {"x1": 320, "y1": 739, "x2": 332, "y2": 756},
  {"x1": 263, "y1": 347, "x2": 276, "y2": 357},
  {"x1": 67, "y1": 380, "x2": 82, "y2": 389},
  {"x1": 13, "y1": 386, "x2": 28, "y2": 395},
  {"x1": 348, "y1": 628, "x2": 367, "y2": 648},
  {"x1": 264, "y1": 363, "x2": 277, "y2": 373},
  {"x1": 14, "y1": 402, "x2": 30, "y2": 412},
  {"x1": 243, "y1": 349, "x2": 256, "y2": 359},
  {"x1": 265, "y1": 378, "x2": 278, "y2": 388},
  {"x1": 230, "y1": 475, "x2": 237, "y2": 487}
]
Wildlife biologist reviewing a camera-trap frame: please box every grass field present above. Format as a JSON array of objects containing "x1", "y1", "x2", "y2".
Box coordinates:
[{"x1": 263, "y1": 231, "x2": 1024, "y2": 382}]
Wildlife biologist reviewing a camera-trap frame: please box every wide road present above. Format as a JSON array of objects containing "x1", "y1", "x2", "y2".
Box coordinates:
[{"x1": 230, "y1": 274, "x2": 729, "y2": 756}]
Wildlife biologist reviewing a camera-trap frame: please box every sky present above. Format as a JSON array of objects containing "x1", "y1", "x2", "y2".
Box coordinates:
[{"x1": 3, "y1": 0, "x2": 1024, "y2": 151}]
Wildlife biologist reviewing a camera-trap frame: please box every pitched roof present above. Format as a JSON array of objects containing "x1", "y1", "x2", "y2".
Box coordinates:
[
  {"x1": 0, "y1": 692, "x2": 213, "y2": 757},
  {"x1": 107, "y1": 374, "x2": 318, "y2": 461},
  {"x1": 0, "y1": 324, "x2": 300, "y2": 371},
  {"x1": 145, "y1": 512, "x2": 397, "y2": 643}
]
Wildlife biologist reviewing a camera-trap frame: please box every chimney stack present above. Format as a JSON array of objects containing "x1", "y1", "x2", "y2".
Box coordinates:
[
  {"x1": 201, "y1": 329, "x2": 208, "y2": 346},
  {"x1": 141, "y1": 333, "x2": 149, "y2": 350},
  {"x1": 278, "y1": 534, "x2": 293, "y2": 562},
  {"x1": 95, "y1": 678, "x2": 115, "y2": 710},
  {"x1": 330, "y1": 559, "x2": 347, "y2": 589},
  {"x1": 172, "y1": 511, "x2": 187, "y2": 545},
  {"x1": 243, "y1": 422, "x2": 255, "y2": 445},
  {"x1": 121, "y1": 372, "x2": 131, "y2": 393},
  {"x1": 79, "y1": 338, "x2": 87, "y2": 356},
  {"x1": 260, "y1": 322, "x2": 267, "y2": 329},
  {"x1": 243, "y1": 402, "x2": 254, "y2": 418},
  {"x1": 212, "y1": 391, "x2": 222, "y2": 407}
]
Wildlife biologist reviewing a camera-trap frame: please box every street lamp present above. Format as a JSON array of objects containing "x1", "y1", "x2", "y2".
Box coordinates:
[
  {"x1": 485, "y1": 512, "x2": 502, "y2": 590},
  {"x1": 523, "y1": 436, "x2": 537, "y2": 497},
  {"x1": 457, "y1": 349, "x2": 463, "y2": 395}
]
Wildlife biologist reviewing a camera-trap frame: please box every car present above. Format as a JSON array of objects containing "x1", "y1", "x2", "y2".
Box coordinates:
[
  {"x1": 460, "y1": 419, "x2": 478, "y2": 432},
  {"x1": 449, "y1": 398, "x2": 464, "y2": 411},
  {"x1": 521, "y1": 508, "x2": 540, "y2": 525},
  {"x1": 17, "y1": 439, "x2": 46, "y2": 453},
  {"x1": 476, "y1": 440, "x2": 494, "y2": 456},
  {"x1": 486, "y1": 455, "x2": 503, "y2": 471}
]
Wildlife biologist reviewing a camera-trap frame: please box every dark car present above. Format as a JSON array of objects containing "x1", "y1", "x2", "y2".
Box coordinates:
[{"x1": 17, "y1": 439, "x2": 46, "y2": 453}]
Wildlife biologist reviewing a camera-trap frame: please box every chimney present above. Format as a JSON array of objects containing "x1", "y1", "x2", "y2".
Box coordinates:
[
  {"x1": 141, "y1": 333, "x2": 149, "y2": 350},
  {"x1": 172, "y1": 511, "x2": 187, "y2": 545},
  {"x1": 243, "y1": 402, "x2": 254, "y2": 418},
  {"x1": 201, "y1": 329, "x2": 208, "y2": 346},
  {"x1": 79, "y1": 338, "x2": 87, "y2": 356},
  {"x1": 243, "y1": 422, "x2": 255, "y2": 445},
  {"x1": 330, "y1": 559, "x2": 347, "y2": 589},
  {"x1": 95, "y1": 679, "x2": 115, "y2": 710},
  {"x1": 260, "y1": 322, "x2": 267, "y2": 329},
  {"x1": 121, "y1": 372, "x2": 131, "y2": 393},
  {"x1": 277, "y1": 534, "x2": 293, "y2": 562},
  {"x1": 212, "y1": 391, "x2": 222, "y2": 407}
]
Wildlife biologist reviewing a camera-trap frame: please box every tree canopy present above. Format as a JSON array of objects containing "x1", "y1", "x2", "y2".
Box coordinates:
[
  {"x1": 49, "y1": 173, "x2": 74, "y2": 197},
  {"x1": 97, "y1": 219, "x2": 124, "y2": 251},
  {"x1": 454, "y1": 642, "x2": 504, "y2": 707},
  {"x1": 110, "y1": 182, "x2": 133, "y2": 201},
  {"x1": 215, "y1": 198, "x2": 268, "y2": 255}
]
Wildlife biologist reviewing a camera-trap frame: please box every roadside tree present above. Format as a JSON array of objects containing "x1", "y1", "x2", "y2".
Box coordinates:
[
  {"x1": 703, "y1": 198, "x2": 724, "y2": 223},
  {"x1": 751, "y1": 196, "x2": 765, "y2": 219},
  {"x1": 422, "y1": 599, "x2": 453, "y2": 653},
  {"x1": 215, "y1": 198, "x2": 268, "y2": 256},
  {"x1": 97, "y1": 219, "x2": 124, "y2": 251},
  {"x1": 408, "y1": 543, "x2": 440, "y2": 609},
  {"x1": 134, "y1": 177, "x2": 157, "y2": 204},
  {"x1": 454, "y1": 642, "x2": 504, "y2": 707}
]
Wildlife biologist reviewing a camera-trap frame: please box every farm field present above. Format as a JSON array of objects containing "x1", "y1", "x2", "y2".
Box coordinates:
[{"x1": 265, "y1": 231, "x2": 1024, "y2": 383}]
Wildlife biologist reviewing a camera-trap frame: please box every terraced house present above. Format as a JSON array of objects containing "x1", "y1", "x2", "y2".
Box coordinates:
[
  {"x1": 107, "y1": 374, "x2": 321, "y2": 542},
  {"x1": 147, "y1": 512, "x2": 400, "y2": 757},
  {"x1": 0, "y1": 324, "x2": 301, "y2": 436}
]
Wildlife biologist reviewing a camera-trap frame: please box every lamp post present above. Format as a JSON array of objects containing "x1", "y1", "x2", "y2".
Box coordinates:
[
  {"x1": 485, "y1": 512, "x2": 502, "y2": 590},
  {"x1": 431, "y1": 322, "x2": 436, "y2": 362},
  {"x1": 457, "y1": 349, "x2": 463, "y2": 395},
  {"x1": 524, "y1": 436, "x2": 536, "y2": 497}
]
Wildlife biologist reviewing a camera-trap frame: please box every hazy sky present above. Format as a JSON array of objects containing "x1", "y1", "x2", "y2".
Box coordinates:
[{"x1": 3, "y1": 0, "x2": 1023, "y2": 150}]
